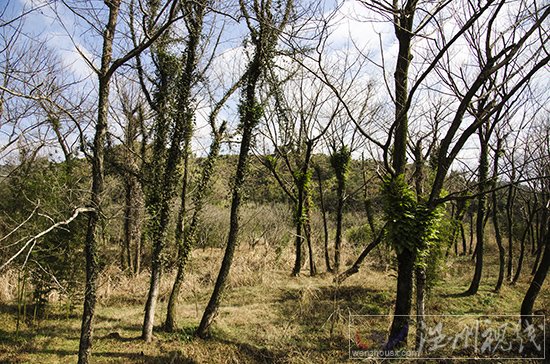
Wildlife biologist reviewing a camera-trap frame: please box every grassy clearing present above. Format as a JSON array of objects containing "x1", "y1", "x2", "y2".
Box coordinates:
[{"x1": 0, "y1": 240, "x2": 548, "y2": 363}]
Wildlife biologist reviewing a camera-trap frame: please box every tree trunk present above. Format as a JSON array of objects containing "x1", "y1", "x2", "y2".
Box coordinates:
[
  {"x1": 333, "y1": 176, "x2": 344, "y2": 274},
  {"x1": 465, "y1": 129, "x2": 489, "y2": 295},
  {"x1": 335, "y1": 225, "x2": 384, "y2": 284},
  {"x1": 163, "y1": 149, "x2": 190, "y2": 333},
  {"x1": 387, "y1": 0, "x2": 415, "y2": 348},
  {"x1": 304, "y1": 197, "x2": 317, "y2": 276},
  {"x1": 164, "y1": 124, "x2": 224, "y2": 332},
  {"x1": 195, "y1": 49, "x2": 262, "y2": 338},
  {"x1": 512, "y1": 214, "x2": 533, "y2": 284},
  {"x1": 531, "y1": 243, "x2": 543, "y2": 275},
  {"x1": 331, "y1": 145, "x2": 350, "y2": 275},
  {"x1": 142, "y1": 4, "x2": 204, "y2": 341},
  {"x1": 469, "y1": 211, "x2": 474, "y2": 255},
  {"x1": 315, "y1": 166, "x2": 332, "y2": 273},
  {"x1": 387, "y1": 248, "x2": 415, "y2": 350},
  {"x1": 460, "y1": 223, "x2": 467, "y2": 256},
  {"x1": 492, "y1": 192, "x2": 505, "y2": 292},
  {"x1": 78, "y1": 3, "x2": 119, "y2": 362},
  {"x1": 291, "y1": 197, "x2": 305, "y2": 277},
  {"x1": 491, "y1": 139, "x2": 504, "y2": 292},
  {"x1": 361, "y1": 154, "x2": 376, "y2": 236},
  {"x1": 415, "y1": 267, "x2": 426, "y2": 351},
  {"x1": 124, "y1": 174, "x2": 143, "y2": 275},
  {"x1": 521, "y1": 223, "x2": 549, "y2": 325},
  {"x1": 506, "y1": 184, "x2": 516, "y2": 281}
]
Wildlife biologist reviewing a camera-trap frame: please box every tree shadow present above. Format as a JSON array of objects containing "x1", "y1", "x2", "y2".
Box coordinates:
[
  {"x1": 205, "y1": 337, "x2": 284, "y2": 363},
  {"x1": 25, "y1": 349, "x2": 197, "y2": 363},
  {"x1": 442, "y1": 291, "x2": 472, "y2": 298}
]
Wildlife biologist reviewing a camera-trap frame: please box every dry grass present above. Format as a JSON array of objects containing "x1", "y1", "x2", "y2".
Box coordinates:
[{"x1": 0, "y1": 234, "x2": 548, "y2": 363}]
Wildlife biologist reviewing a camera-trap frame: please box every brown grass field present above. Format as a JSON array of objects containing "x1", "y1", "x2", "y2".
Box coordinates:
[{"x1": 0, "y1": 237, "x2": 548, "y2": 363}]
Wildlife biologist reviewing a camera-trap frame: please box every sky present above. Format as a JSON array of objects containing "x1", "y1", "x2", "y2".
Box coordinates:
[{"x1": 1, "y1": 0, "x2": 548, "y2": 179}]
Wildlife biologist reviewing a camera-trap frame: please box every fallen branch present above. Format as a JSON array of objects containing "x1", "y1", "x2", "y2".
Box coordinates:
[
  {"x1": 0, "y1": 207, "x2": 94, "y2": 271},
  {"x1": 334, "y1": 223, "x2": 387, "y2": 284}
]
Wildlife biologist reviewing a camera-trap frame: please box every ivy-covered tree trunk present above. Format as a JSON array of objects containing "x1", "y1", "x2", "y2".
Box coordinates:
[
  {"x1": 163, "y1": 143, "x2": 190, "y2": 332},
  {"x1": 195, "y1": 0, "x2": 292, "y2": 336},
  {"x1": 164, "y1": 123, "x2": 225, "y2": 332},
  {"x1": 330, "y1": 145, "x2": 351, "y2": 274},
  {"x1": 142, "y1": 2, "x2": 205, "y2": 341},
  {"x1": 386, "y1": 0, "x2": 415, "y2": 348},
  {"x1": 292, "y1": 141, "x2": 315, "y2": 276}
]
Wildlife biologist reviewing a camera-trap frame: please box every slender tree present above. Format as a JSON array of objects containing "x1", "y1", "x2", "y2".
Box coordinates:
[
  {"x1": 195, "y1": 0, "x2": 293, "y2": 338},
  {"x1": 142, "y1": 0, "x2": 207, "y2": 342}
]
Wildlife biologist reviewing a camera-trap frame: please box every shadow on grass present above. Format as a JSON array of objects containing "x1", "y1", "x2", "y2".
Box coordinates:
[
  {"x1": 206, "y1": 337, "x2": 284, "y2": 363},
  {"x1": 278, "y1": 285, "x2": 392, "y2": 322},
  {"x1": 23, "y1": 349, "x2": 197, "y2": 364}
]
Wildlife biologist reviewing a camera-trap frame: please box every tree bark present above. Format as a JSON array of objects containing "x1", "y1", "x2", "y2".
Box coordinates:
[
  {"x1": 164, "y1": 123, "x2": 224, "y2": 332},
  {"x1": 415, "y1": 267, "x2": 426, "y2": 351},
  {"x1": 142, "y1": 3, "x2": 204, "y2": 341},
  {"x1": 465, "y1": 128, "x2": 489, "y2": 295},
  {"x1": 506, "y1": 184, "x2": 516, "y2": 281},
  {"x1": 195, "y1": 43, "x2": 263, "y2": 337},
  {"x1": 387, "y1": 248, "x2": 415, "y2": 350},
  {"x1": 386, "y1": 0, "x2": 415, "y2": 348},
  {"x1": 315, "y1": 165, "x2": 332, "y2": 273},
  {"x1": 491, "y1": 139, "x2": 504, "y2": 292},
  {"x1": 334, "y1": 225, "x2": 384, "y2": 284},
  {"x1": 521, "y1": 221, "x2": 549, "y2": 325},
  {"x1": 78, "y1": 2, "x2": 120, "y2": 363}
]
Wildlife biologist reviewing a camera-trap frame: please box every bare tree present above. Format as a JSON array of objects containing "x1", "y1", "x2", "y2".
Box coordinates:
[
  {"x1": 196, "y1": 0, "x2": 293, "y2": 338},
  {"x1": 260, "y1": 68, "x2": 337, "y2": 276}
]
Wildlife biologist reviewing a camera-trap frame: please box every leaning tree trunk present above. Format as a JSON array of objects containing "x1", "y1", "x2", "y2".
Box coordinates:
[
  {"x1": 195, "y1": 49, "x2": 263, "y2": 338},
  {"x1": 512, "y1": 211, "x2": 534, "y2": 284},
  {"x1": 521, "y1": 223, "x2": 549, "y2": 326},
  {"x1": 78, "y1": 3, "x2": 119, "y2": 363},
  {"x1": 334, "y1": 225, "x2": 385, "y2": 284},
  {"x1": 164, "y1": 123, "x2": 224, "y2": 332}
]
